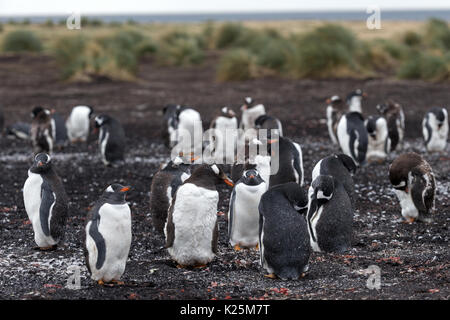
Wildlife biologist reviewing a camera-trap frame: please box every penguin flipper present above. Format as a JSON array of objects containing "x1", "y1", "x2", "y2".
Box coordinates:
[
  {"x1": 165, "y1": 197, "x2": 176, "y2": 249},
  {"x1": 292, "y1": 143, "x2": 303, "y2": 185},
  {"x1": 88, "y1": 214, "x2": 106, "y2": 270},
  {"x1": 211, "y1": 220, "x2": 218, "y2": 254},
  {"x1": 410, "y1": 171, "x2": 435, "y2": 217},
  {"x1": 39, "y1": 180, "x2": 55, "y2": 237},
  {"x1": 228, "y1": 188, "x2": 236, "y2": 238}
]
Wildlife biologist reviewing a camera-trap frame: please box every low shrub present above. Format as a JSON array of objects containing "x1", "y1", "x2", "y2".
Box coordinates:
[
  {"x1": 2, "y1": 30, "x2": 43, "y2": 53},
  {"x1": 397, "y1": 52, "x2": 449, "y2": 81},
  {"x1": 215, "y1": 23, "x2": 246, "y2": 49},
  {"x1": 217, "y1": 49, "x2": 254, "y2": 81}
]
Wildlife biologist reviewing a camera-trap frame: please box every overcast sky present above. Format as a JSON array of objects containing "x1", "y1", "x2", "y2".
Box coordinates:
[{"x1": 1, "y1": 0, "x2": 449, "y2": 15}]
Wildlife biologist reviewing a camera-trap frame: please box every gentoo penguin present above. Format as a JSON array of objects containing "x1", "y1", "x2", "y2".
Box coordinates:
[
  {"x1": 162, "y1": 104, "x2": 186, "y2": 148},
  {"x1": 228, "y1": 168, "x2": 267, "y2": 250},
  {"x1": 365, "y1": 115, "x2": 390, "y2": 162},
  {"x1": 164, "y1": 105, "x2": 203, "y2": 157},
  {"x1": 240, "y1": 97, "x2": 266, "y2": 141},
  {"x1": 326, "y1": 95, "x2": 344, "y2": 145},
  {"x1": 258, "y1": 182, "x2": 310, "y2": 280},
  {"x1": 307, "y1": 175, "x2": 353, "y2": 253},
  {"x1": 84, "y1": 184, "x2": 131, "y2": 285},
  {"x1": 30, "y1": 106, "x2": 53, "y2": 155},
  {"x1": 165, "y1": 164, "x2": 234, "y2": 267},
  {"x1": 66, "y1": 105, "x2": 93, "y2": 143},
  {"x1": 337, "y1": 111, "x2": 368, "y2": 166},
  {"x1": 50, "y1": 110, "x2": 68, "y2": 149},
  {"x1": 346, "y1": 89, "x2": 366, "y2": 113},
  {"x1": 94, "y1": 114, "x2": 126, "y2": 166},
  {"x1": 23, "y1": 153, "x2": 68, "y2": 250},
  {"x1": 6, "y1": 122, "x2": 31, "y2": 140},
  {"x1": 209, "y1": 106, "x2": 238, "y2": 165},
  {"x1": 422, "y1": 107, "x2": 448, "y2": 152},
  {"x1": 312, "y1": 153, "x2": 356, "y2": 208},
  {"x1": 389, "y1": 152, "x2": 436, "y2": 223},
  {"x1": 268, "y1": 136, "x2": 304, "y2": 188},
  {"x1": 254, "y1": 114, "x2": 283, "y2": 137},
  {"x1": 149, "y1": 156, "x2": 192, "y2": 235},
  {"x1": 376, "y1": 100, "x2": 405, "y2": 151}
]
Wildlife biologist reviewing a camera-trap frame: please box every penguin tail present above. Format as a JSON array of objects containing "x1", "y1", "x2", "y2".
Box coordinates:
[{"x1": 277, "y1": 267, "x2": 302, "y2": 281}]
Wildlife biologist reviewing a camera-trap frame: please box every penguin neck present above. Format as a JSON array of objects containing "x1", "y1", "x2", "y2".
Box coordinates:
[
  {"x1": 101, "y1": 192, "x2": 127, "y2": 205},
  {"x1": 186, "y1": 166, "x2": 218, "y2": 190}
]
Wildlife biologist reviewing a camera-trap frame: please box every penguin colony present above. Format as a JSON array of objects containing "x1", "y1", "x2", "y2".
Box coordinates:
[{"x1": 0, "y1": 92, "x2": 444, "y2": 285}]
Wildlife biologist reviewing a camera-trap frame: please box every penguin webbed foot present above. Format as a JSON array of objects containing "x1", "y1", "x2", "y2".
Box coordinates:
[
  {"x1": 34, "y1": 245, "x2": 57, "y2": 251},
  {"x1": 264, "y1": 273, "x2": 277, "y2": 279}
]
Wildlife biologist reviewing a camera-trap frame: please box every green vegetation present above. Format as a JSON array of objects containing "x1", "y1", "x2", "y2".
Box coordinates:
[
  {"x1": 1, "y1": 18, "x2": 449, "y2": 82},
  {"x1": 2, "y1": 30, "x2": 42, "y2": 53}
]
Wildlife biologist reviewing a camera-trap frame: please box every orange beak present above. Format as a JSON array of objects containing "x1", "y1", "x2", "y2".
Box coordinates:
[
  {"x1": 191, "y1": 156, "x2": 200, "y2": 162},
  {"x1": 326, "y1": 98, "x2": 331, "y2": 104},
  {"x1": 120, "y1": 186, "x2": 131, "y2": 192},
  {"x1": 224, "y1": 179, "x2": 234, "y2": 187},
  {"x1": 268, "y1": 139, "x2": 279, "y2": 144},
  {"x1": 38, "y1": 161, "x2": 44, "y2": 167},
  {"x1": 363, "y1": 93, "x2": 368, "y2": 98},
  {"x1": 249, "y1": 175, "x2": 255, "y2": 179}
]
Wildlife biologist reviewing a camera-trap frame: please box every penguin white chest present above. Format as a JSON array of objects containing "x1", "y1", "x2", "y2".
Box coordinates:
[
  {"x1": 168, "y1": 183, "x2": 218, "y2": 266},
  {"x1": 23, "y1": 171, "x2": 57, "y2": 247},
  {"x1": 229, "y1": 183, "x2": 266, "y2": 247},
  {"x1": 394, "y1": 189, "x2": 419, "y2": 220},
  {"x1": 99, "y1": 128, "x2": 110, "y2": 165},
  {"x1": 89, "y1": 203, "x2": 132, "y2": 282},
  {"x1": 66, "y1": 107, "x2": 90, "y2": 141}
]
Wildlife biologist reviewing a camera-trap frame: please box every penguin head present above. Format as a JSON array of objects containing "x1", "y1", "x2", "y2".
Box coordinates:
[
  {"x1": 326, "y1": 95, "x2": 343, "y2": 107},
  {"x1": 104, "y1": 183, "x2": 130, "y2": 201},
  {"x1": 241, "y1": 97, "x2": 253, "y2": 111},
  {"x1": 272, "y1": 182, "x2": 308, "y2": 214},
  {"x1": 31, "y1": 106, "x2": 50, "y2": 119},
  {"x1": 307, "y1": 175, "x2": 335, "y2": 220},
  {"x1": 221, "y1": 106, "x2": 236, "y2": 118},
  {"x1": 365, "y1": 116, "x2": 379, "y2": 138},
  {"x1": 376, "y1": 103, "x2": 387, "y2": 114},
  {"x1": 346, "y1": 89, "x2": 366, "y2": 104},
  {"x1": 94, "y1": 115, "x2": 110, "y2": 128},
  {"x1": 209, "y1": 164, "x2": 234, "y2": 187},
  {"x1": 335, "y1": 154, "x2": 357, "y2": 175},
  {"x1": 430, "y1": 107, "x2": 446, "y2": 129},
  {"x1": 241, "y1": 169, "x2": 264, "y2": 186},
  {"x1": 31, "y1": 153, "x2": 52, "y2": 172}
]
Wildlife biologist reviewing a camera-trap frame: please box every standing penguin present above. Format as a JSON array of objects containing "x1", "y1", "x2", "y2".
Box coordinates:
[
  {"x1": 312, "y1": 153, "x2": 356, "y2": 208},
  {"x1": 268, "y1": 136, "x2": 304, "y2": 188},
  {"x1": 228, "y1": 168, "x2": 267, "y2": 250},
  {"x1": 258, "y1": 182, "x2": 310, "y2": 280},
  {"x1": 365, "y1": 115, "x2": 390, "y2": 162},
  {"x1": 84, "y1": 184, "x2": 131, "y2": 285},
  {"x1": 422, "y1": 107, "x2": 448, "y2": 152},
  {"x1": 23, "y1": 153, "x2": 68, "y2": 250},
  {"x1": 337, "y1": 111, "x2": 368, "y2": 166},
  {"x1": 209, "y1": 106, "x2": 238, "y2": 165},
  {"x1": 165, "y1": 164, "x2": 234, "y2": 268},
  {"x1": 50, "y1": 110, "x2": 68, "y2": 149},
  {"x1": 326, "y1": 95, "x2": 344, "y2": 145},
  {"x1": 30, "y1": 106, "x2": 53, "y2": 155},
  {"x1": 66, "y1": 105, "x2": 94, "y2": 143},
  {"x1": 389, "y1": 152, "x2": 436, "y2": 223},
  {"x1": 306, "y1": 175, "x2": 353, "y2": 253},
  {"x1": 346, "y1": 89, "x2": 366, "y2": 113},
  {"x1": 239, "y1": 97, "x2": 266, "y2": 142},
  {"x1": 149, "y1": 156, "x2": 192, "y2": 235},
  {"x1": 376, "y1": 100, "x2": 405, "y2": 151},
  {"x1": 254, "y1": 114, "x2": 283, "y2": 137},
  {"x1": 94, "y1": 114, "x2": 126, "y2": 166}
]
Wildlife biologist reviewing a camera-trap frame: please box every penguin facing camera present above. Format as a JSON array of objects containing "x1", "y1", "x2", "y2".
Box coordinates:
[
  {"x1": 306, "y1": 175, "x2": 353, "y2": 253},
  {"x1": 30, "y1": 106, "x2": 53, "y2": 155},
  {"x1": 326, "y1": 95, "x2": 344, "y2": 145},
  {"x1": 365, "y1": 115, "x2": 390, "y2": 163},
  {"x1": 389, "y1": 152, "x2": 436, "y2": 223},
  {"x1": 209, "y1": 106, "x2": 238, "y2": 165},
  {"x1": 66, "y1": 105, "x2": 94, "y2": 143},
  {"x1": 84, "y1": 184, "x2": 132, "y2": 285},
  {"x1": 23, "y1": 153, "x2": 68, "y2": 250},
  {"x1": 376, "y1": 100, "x2": 405, "y2": 152},
  {"x1": 150, "y1": 156, "x2": 192, "y2": 235},
  {"x1": 165, "y1": 164, "x2": 234, "y2": 268},
  {"x1": 422, "y1": 107, "x2": 448, "y2": 152},
  {"x1": 346, "y1": 89, "x2": 366, "y2": 113},
  {"x1": 228, "y1": 168, "x2": 267, "y2": 250},
  {"x1": 258, "y1": 182, "x2": 310, "y2": 280},
  {"x1": 94, "y1": 114, "x2": 126, "y2": 166},
  {"x1": 312, "y1": 153, "x2": 356, "y2": 209},
  {"x1": 337, "y1": 111, "x2": 368, "y2": 166}
]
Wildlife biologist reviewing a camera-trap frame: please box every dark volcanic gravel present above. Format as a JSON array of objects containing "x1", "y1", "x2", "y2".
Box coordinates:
[{"x1": 0, "y1": 54, "x2": 448, "y2": 300}]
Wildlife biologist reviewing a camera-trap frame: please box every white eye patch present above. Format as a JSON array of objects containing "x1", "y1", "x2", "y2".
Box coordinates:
[
  {"x1": 106, "y1": 186, "x2": 114, "y2": 192},
  {"x1": 46, "y1": 154, "x2": 51, "y2": 162},
  {"x1": 245, "y1": 97, "x2": 252, "y2": 104},
  {"x1": 211, "y1": 164, "x2": 220, "y2": 175},
  {"x1": 317, "y1": 190, "x2": 333, "y2": 200},
  {"x1": 221, "y1": 107, "x2": 228, "y2": 113}
]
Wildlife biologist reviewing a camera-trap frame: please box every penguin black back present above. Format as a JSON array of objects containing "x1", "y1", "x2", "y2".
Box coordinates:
[
  {"x1": 95, "y1": 114, "x2": 126, "y2": 165},
  {"x1": 345, "y1": 112, "x2": 368, "y2": 165},
  {"x1": 269, "y1": 136, "x2": 303, "y2": 187}
]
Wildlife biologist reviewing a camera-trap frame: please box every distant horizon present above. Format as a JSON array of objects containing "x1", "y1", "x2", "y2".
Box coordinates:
[{"x1": 2, "y1": 8, "x2": 450, "y2": 17}]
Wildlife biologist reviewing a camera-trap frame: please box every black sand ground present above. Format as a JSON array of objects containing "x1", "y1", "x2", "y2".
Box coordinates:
[{"x1": 0, "y1": 54, "x2": 448, "y2": 300}]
